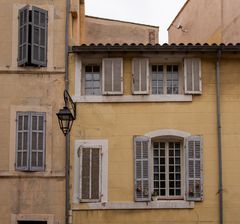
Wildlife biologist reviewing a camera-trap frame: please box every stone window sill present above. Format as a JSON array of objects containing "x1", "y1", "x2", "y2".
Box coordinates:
[
  {"x1": 72, "y1": 201, "x2": 194, "y2": 210},
  {"x1": 72, "y1": 94, "x2": 192, "y2": 103}
]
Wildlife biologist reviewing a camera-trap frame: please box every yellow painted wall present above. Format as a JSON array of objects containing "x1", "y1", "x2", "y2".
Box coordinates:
[{"x1": 69, "y1": 53, "x2": 240, "y2": 223}]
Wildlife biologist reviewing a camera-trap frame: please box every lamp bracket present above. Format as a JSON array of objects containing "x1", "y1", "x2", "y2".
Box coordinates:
[{"x1": 64, "y1": 90, "x2": 76, "y2": 119}]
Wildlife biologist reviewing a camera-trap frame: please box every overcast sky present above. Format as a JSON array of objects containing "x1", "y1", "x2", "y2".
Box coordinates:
[{"x1": 85, "y1": 0, "x2": 187, "y2": 44}]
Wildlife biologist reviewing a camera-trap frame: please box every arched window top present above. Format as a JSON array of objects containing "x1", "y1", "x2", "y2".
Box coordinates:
[{"x1": 145, "y1": 129, "x2": 191, "y2": 139}]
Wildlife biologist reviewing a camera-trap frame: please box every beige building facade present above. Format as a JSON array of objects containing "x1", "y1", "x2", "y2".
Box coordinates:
[
  {"x1": 69, "y1": 44, "x2": 240, "y2": 224},
  {"x1": 0, "y1": 0, "x2": 74, "y2": 223},
  {"x1": 168, "y1": 0, "x2": 240, "y2": 44},
  {"x1": 84, "y1": 16, "x2": 159, "y2": 44}
]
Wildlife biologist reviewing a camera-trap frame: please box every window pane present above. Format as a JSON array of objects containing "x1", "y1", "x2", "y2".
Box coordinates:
[{"x1": 85, "y1": 65, "x2": 101, "y2": 95}]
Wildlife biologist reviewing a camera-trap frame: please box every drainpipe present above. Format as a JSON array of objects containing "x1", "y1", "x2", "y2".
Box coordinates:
[
  {"x1": 65, "y1": 0, "x2": 70, "y2": 224},
  {"x1": 216, "y1": 49, "x2": 223, "y2": 224}
]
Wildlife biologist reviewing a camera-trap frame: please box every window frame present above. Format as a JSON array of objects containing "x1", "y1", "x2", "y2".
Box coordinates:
[
  {"x1": 150, "y1": 138, "x2": 184, "y2": 200},
  {"x1": 79, "y1": 146, "x2": 102, "y2": 203},
  {"x1": 15, "y1": 111, "x2": 46, "y2": 172},
  {"x1": 73, "y1": 139, "x2": 108, "y2": 204},
  {"x1": 82, "y1": 64, "x2": 102, "y2": 96},
  {"x1": 150, "y1": 63, "x2": 184, "y2": 95}
]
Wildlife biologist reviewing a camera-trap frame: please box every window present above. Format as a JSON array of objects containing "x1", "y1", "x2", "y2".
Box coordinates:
[
  {"x1": 102, "y1": 58, "x2": 123, "y2": 95},
  {"x1": 79, "y1": 147, "x2": 101, "y2": 202},
  {"x1": 153, "y1": 141, "x2": 182, "y2": 199},
  {"x1": 74, "y1": 139, "x2": 108, "y2": 203},
  {"x1": 18, "y1": 5, "x2": 48, "y2": 67},
  {"x1": 151, "y1": 64, "x2": 179, "y2": 95},
  {"x1": 84, "y1": 65, "x2": 101, "y2": 95},
  {"x1": 16, "y1": 112, "x2": 46, "y2": 171},
  {"x1": 134, "y1": 134, "x2": 203, "y2": 202}
]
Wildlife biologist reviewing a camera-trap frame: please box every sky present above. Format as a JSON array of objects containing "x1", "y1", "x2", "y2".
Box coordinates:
[{"x1": 85, "y1": 0, "x2": 187, "y2": 44}]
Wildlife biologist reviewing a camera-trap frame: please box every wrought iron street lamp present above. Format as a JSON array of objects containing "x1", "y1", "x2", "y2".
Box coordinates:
[{"x1": 56, "y1": 90, "x2": 76, "y2": 135}]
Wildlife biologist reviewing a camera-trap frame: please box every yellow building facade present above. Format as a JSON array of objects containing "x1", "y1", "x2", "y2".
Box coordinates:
[
  {"x1": 69, "y1": 44, "x2": 240, "y2": 224},
  {"x1": 0, "y1": 0, "x2": 80, "y2": 223}
]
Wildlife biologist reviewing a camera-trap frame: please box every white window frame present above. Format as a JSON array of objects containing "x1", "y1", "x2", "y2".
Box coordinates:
[
  {"x1": 184, "y1": 58, "x2": 202, "y2": 94},
  {"x1": 73, "y1": 139, "x2": 108, "y2": 203},
  {"x1": 79, "y1": 147, "x2": 102, "y2": 202},
  {"x1": 82, "y1": 64, "x2": 102, "y2": 96},
  {"x1": 102, "y1": 58, "x2": 123, "y2": 95},
  {"x1": 151, "y1": 139, "x2": 184, "y2": 200},
  {"x1": 145, "y1": 129, "x2": 191, "y2": 203},
  {"x1": 150, "y1": 63, "x2": 183, "y2": 95}
]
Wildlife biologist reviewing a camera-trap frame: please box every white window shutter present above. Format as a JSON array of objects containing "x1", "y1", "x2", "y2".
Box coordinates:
[
  {"x1": 132, "y1": 58, "x2": 149, "y2": 94},
  {"x1": 184, "y1": 58, "x2": 202, "y2": 94},
  {"x1": 102, "y1": 58, "x2": 123, "y2": 95},
  {"x1": 185, "y1": 136, "x2": 203, "y2": 201},
  {"x1": 134, "y1": 136, "x2": 151, "y2": 202},
  {"x1": 18, "y1": 5, "x2": 29, "y2": 66}
]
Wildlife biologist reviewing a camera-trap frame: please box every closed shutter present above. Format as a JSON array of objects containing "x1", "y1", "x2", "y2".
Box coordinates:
[
  {"x1": 186, "y1": 136, "x2": 203, "y2": 201},
  {"x1": 132, "y1": 58, "x2": 149, "y2": 94},
  {"x1": 30, "y1": 112, "x2": 46, "y2": 171},
  {"x1": 31, "y1": 6, "x2": 48, "y2": 66},
  {"x1": 103, "y1": 58, "x2": 123, "y2": 95},
  {"x1": 16, "y1": 112, "x2": 30, "y2": 170},
  {"x1": 184, "y1": 58, "x2": 202, "y2": 94},
  {"x1": 80, "y1": 148, "x2": 101, "y2": 201},
  {"x1": 18, "y1": 5, "x2": 29, "y2": 66},
  {"x1": 134, "y1": 136, "x2": 151, "y2": 202}
]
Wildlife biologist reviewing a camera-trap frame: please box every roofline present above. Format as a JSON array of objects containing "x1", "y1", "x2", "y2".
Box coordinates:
[
  {"x1": 167, "y1": 0, "x2": 190, "y2": 31},
  {"x1": 85, "y1": 15, "x2": 159, "y2": 29},
  {"x1": 71, "y1": 44, "x2": 240, "y2": 54}
]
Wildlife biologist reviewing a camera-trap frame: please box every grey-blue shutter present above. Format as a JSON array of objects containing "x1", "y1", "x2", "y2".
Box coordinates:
[
  {"x1": 31, "y1": 6, "x2": 48, "y2": 66},
  {"x1": 30, "y1": 112, "x2": 46, "y2": 171},
  {"x1": 186, "y1": 136, "x2": 203, "y2": 201},
  {"x1": 134, "y1": 136, "x2": 151, "y2": 202},
  {"x1": 16, "y1": 112, "x2": 30, "y2": 170},
  {"x1": 18, "y1": 5, "x2": 29, "y2": 66}
]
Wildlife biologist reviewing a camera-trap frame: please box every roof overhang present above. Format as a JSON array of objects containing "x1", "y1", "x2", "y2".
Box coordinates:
[{"x1": 71, "y1": 43, "x2": 240, "y2": 54}]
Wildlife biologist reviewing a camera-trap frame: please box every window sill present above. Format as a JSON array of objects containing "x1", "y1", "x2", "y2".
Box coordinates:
[
  {"x1": 0, "y1": 170, "x2": 65, "y2": 178},
  {"x1": 72, "y1": 201, "x2": 194, "y2": 210},
  {"x1": 72, "y1": 94, "x2": 192, "y2": 103}
]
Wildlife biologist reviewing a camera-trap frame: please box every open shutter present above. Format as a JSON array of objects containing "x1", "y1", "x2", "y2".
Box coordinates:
[
  {"x1": 186, "y1": 136, "x2": 203, "y2": 201},
  {"x1": 132, "y1": 58, "x2": 149, "y2": 94},
  {"x1": 134, "y1": 136, "x2": 151, "y2": 202},
  {"x1": 18, "y1": 5, "x2": 29, "y2": 66},
  {"x1": 102, "y1": 58, "x2": 123, "y2": 95},
  {"x1": 30, "y1": 112, "x2": 46, "y2": 171},
  {"x1": 16, "y1": 112, "x2": 30, "y2": 170},
  {"x1": 184, "y1": 58, "x2": 202, "y2": 94},
  {"x1": 31, "y1": 6, "x2": 48, "y2": 66}
]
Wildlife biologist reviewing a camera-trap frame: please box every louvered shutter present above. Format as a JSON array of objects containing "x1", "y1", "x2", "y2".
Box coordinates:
[
  {"x1": 16, "y1": 112, "x2": 30, "y2": 170},
  {"x1": 103, "y1": 58, "x2": 123, "y2": 95},
  {"x1": 80, "y1": 148, "x2": 101, "y2": 201},
  {"x1": 134, "y1": 136, "x2": 151, "y2": 202},
  {"x1": 18, "y1": 5, "x2": 29, "y2": 66},
  {"x1": 30, "y1": 112, "x2": 46, "y2": 171},
  {"x1": 186, "y1": 136, "x2": 203, "y2": 201},
  {"x1": 132, "y1": 58, "x2": 149, "y2": 94},
  {"x1": 31, "y1": 6, "x2": 48, "y2": 66},
  {"x1": 184, "y1": 58, "x2": 202, "y2": 94}
]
